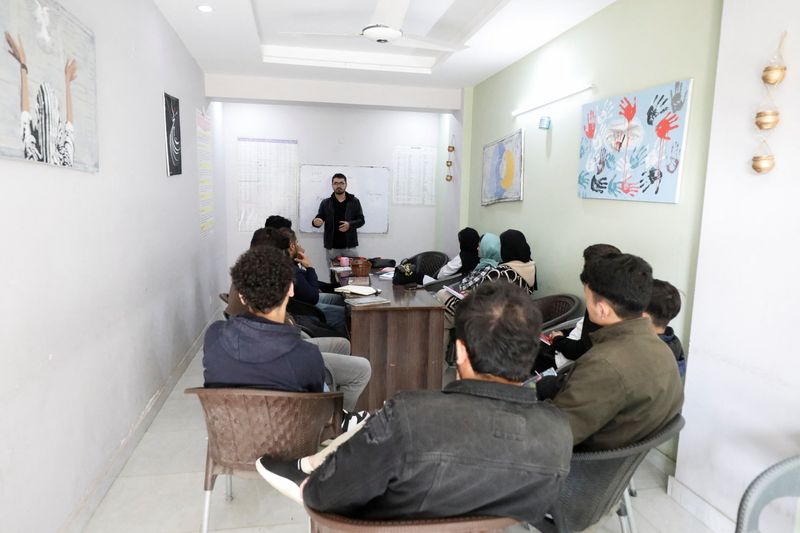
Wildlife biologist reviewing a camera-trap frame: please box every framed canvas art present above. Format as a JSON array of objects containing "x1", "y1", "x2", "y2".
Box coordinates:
[
  {"x1": 164, "y1": 92, "x2": 181, "y2": 176},
  {"x1": 481, "y1": 129, "x2": 523, "y2": 205},
  {"x1": 577, "y1": 79, "x2": 693, "y2": 203},
  {"x1": 0, "y1": 0, "x2": 98, "y2": 171}
]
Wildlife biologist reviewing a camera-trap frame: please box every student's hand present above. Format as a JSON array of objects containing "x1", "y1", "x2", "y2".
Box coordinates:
[
  {"x1": 296, "y1": 251, "x2": 312, "y2": 269},
  {"x1": 338, "y1": 221, "x2": 350, "y2": 232},
  {"x1": 312, "y1": 217, "x2": 323, "y2": 227},
  {"x1": 548, "y1": 331, "x2": 564, "y2": 342}
]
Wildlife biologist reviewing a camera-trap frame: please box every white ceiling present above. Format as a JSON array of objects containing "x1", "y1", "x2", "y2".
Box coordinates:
[{"x1": 154, "y1": 0, "x2": 616, "y2": 88}]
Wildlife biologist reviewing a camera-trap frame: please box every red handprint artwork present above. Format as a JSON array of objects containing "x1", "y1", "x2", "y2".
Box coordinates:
[
  {"x1": 656, "y1": 113, "x2": 679, "y2": 140},
  {"x1": 621, "y1": 175, "x2": 639, "y2": 197},
  {"x1": 619, "y1": 97, "x2": 637, "y2": 123},
  {"x1": 584, "y1": 110, "x2": 596, "y2": 139}
]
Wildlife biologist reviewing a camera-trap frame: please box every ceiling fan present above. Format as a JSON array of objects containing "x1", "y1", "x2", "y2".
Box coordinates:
[{"x1": 280, "y1": 0, "x2": 464, "y2": 53}]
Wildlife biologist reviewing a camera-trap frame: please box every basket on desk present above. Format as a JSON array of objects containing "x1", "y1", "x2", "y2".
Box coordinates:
[{"x1": 350, "y1": 259, "x2": 372, "y2": 277}]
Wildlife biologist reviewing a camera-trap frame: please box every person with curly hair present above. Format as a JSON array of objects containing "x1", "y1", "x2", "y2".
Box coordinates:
[{"x1": 203, "y1": 246, "x2": 326, "y2": 393}]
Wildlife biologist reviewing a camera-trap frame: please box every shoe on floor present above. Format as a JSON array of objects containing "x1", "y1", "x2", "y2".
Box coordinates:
[
  {"x1": 342, "y1": 410, "x2": 370, "y2": 432},
  {"x1": 256, "y1": 456, "x2": 306, "y2": 504}
]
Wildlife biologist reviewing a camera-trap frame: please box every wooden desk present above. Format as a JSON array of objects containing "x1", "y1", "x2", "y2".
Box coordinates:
[{"x1": 345, "y1": 276, "x2": 446, "y2": 411}]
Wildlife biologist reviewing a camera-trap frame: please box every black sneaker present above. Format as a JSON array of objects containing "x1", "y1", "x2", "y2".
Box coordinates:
[
  {"x1": 256, "y1": 456, "x2": 306, "y2": 504},
  {"x1": 342, "y1": 410, "x2": 370, "y2": 432}
]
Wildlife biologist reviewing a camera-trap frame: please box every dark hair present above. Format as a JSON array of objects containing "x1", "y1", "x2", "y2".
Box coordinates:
[
  {"x1": 580, "y1": 253, "x2": 653, "y2": 319},
  {"x1": 454, "y1": 282, "x2": 542, "y2": 382},
  {"x1": 250, "y1": 227, "x2": 291, "y2": 250},
  {"x1": 264, "y1": 215, "x2": 292, "y2": 229},
  {"x1": 583, "y1": 243, "x2": 621, "y2": 263},
  {"x1": 500, "y1": 229, "x2": 532, "y2": 263},
  {"x1": 331, "y1": 173, "x2": 347, "y2": 183},
  {"x1": 647, "y1": 279, "x2": 682, "y2": 328},
  {"x1": 230, "y1": 246, "x2": 294, "y2": 313}
]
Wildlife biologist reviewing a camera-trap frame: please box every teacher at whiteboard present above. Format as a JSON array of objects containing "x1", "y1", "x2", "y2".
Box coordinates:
[{"x1": 312, "y1": 173, "x2": 365, "y2": 260}]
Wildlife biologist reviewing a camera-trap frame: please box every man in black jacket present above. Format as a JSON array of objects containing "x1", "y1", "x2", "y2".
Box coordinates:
[
  {"x1": 312, "y1": 173, "x2": 365, "y2": 260},
  {"x1": 257, "y1": 282, "x2": 572, "y2": 525}
]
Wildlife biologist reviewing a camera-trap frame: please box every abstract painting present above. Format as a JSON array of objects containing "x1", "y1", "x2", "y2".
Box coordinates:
[
  {"x1": 577, "y1": 79, "x2": 693, "y2": 203},
  {"x1": 1, "y1": 0, "x2": 98, "y2": 172},
  {"x1": 164, "y1": 92, "x2": 181, "y2": 176},
  {"x1": 482, "y1": 128, "x2": 523, "y2": 205}
]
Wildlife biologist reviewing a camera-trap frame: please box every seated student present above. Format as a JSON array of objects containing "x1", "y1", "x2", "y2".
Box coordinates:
[
  {"x1": 212, "y1": 245, "x2": 371, "y2": 413},
  {"x1": 204, "y1": 246, "x2": 324, "y2": 392},
  {"x1": 645, "y1": 279, "x2": 686, "y2": 377},
  {"x1": 549, "y1": 243, "x2": 621, "y2": 365},
  {"x1": 436, "y1": 227, "x2": 480, "y2": 278},
  {"x1": 257, "y1": 282, "x2": 573, "y2": 525},
  {"x1": 459, "y1": 230, "x2": 536, "y2": 294},
  {"x1": 280, "y1": 227, "x2": 347, "y2": 333},
  {"x1": 225, "y1": 227, "x2": 275, "y2": 318},
  {"x1": 264, "y1": 214, "x2": 292, "y2": 229},
  {"x1": 553, "y1": 253, "x2": 684, "y2": 450}
]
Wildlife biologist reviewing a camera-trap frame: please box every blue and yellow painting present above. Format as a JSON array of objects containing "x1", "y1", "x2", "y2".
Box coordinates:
[{"x1": 481, "y1": 129, "x2": 523, "y2": 205}]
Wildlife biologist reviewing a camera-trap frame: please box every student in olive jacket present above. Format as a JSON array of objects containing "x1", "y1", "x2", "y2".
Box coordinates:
[{"x1": 554, "y1": 253, "x2": 684, "y2": 451}]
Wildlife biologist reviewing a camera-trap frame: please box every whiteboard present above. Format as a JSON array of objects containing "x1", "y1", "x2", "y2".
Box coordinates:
[{"x1": 299, "y1": 165, "x2": 390, "y2": 234}]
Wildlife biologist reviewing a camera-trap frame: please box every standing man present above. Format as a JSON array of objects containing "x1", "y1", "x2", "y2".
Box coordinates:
[{"x1": 312, "y1": 173, "x2": 365, "y2": 260}]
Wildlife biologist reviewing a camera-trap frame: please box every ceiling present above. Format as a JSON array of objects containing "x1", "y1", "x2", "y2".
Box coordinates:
[{"x1": 154, "y1": 0, "x2": 616, "y2": 89}]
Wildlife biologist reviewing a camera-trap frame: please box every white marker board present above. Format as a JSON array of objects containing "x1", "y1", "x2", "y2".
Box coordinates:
[{"x1": 299, "y1": 165, "x2": 390, "y2": 233}]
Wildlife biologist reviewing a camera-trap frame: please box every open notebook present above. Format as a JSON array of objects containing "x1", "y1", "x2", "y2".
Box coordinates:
[{"x1": 334, "y1": 285, "x2": 378, "y2": 296}]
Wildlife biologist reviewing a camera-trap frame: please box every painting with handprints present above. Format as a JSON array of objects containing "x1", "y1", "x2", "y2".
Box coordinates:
[
  {"x1": 1, "y1": 0, "x2": 98, "y2": 172},
  {"x1": 577, "y1": 79, "x2": 692, "y2": 203}
]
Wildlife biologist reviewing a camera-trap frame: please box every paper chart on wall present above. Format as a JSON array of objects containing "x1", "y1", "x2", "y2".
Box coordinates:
[
  {"x1": 237, "y1": 138, "x2": 298, "y2": 232},
  {"x1": 392, "y1": 146, "x2": 437, "y2": 205},
  {"x1": 196, "y1": 110, "x2": 214, "y2": 236}
]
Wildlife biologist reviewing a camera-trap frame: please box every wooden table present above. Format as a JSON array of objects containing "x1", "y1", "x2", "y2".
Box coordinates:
[{"x1": 344, "y1": 276, "x2": 446, "y2": 412}]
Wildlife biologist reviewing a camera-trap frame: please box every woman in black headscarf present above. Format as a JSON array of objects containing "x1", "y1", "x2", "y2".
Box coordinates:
[
  {"x1": 437, "y1": 227, "x2": 481, "y2": 278},
  {"x1": 498, "y1": 229, "x2": 537, "y2": 291}
]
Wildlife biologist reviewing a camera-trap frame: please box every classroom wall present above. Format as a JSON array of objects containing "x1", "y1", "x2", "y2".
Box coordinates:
[
  {"x1": 671, "y1": 1, "x2": 800, "y2": 531},
  {"x1": 219, "y1": 102, "x2": 454, "y2": 272},
  {"x1": 465, "y1": 0, "x2": 723, "y2": 343},
  {"x1": 0, "y1": 1, "x2": 222, "y2": 531}
]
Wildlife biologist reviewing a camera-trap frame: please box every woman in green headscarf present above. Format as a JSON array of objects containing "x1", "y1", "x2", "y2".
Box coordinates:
[{"x1": 459, "y1": 233, "x2": 501, "y2": 290}]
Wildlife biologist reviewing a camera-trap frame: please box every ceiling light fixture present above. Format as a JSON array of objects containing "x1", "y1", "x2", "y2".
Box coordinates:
[
  {"x1": 362, "y1": 25, "x2": 402, "y2": 44},
  {"x1": 196, "y1": 5, "x2": 213, "y2": 13}
]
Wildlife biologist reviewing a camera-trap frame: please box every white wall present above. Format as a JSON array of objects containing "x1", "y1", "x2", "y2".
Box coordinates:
[
  {"x1": 0, "y1": 1, "x2": 223, "y2": 531},
  {"x1": 672, "y1": 1, "x2": 800, "y2": 531},
  {"x1": 219, "y1": 102, "x2": 453, "y2": 272}
]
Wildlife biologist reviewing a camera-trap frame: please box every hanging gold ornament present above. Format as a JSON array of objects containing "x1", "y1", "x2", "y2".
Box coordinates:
[
  {"x1": 752, "y1": 138, "x2": 775, "y2": 173},
  {"x1": 762, "y1": 32, "x2": 788, "y2": 85},
  {"x1": 755, "y1": 110, "x2": 780, "y2": 130}
]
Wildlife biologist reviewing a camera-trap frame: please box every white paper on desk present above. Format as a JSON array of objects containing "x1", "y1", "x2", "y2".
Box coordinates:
[
  {"x1": 334, "y1": 285, "x2": 377, "y2": 296},
  {"x1": 422, "y1": 275, "x2": 437, "y2": 285},
  {"x1": 379, "y1": 272, "x2": 394, "y2": 280},
  {"x1": 330, "y1": 266, "x2": 352, "y2": 273}
]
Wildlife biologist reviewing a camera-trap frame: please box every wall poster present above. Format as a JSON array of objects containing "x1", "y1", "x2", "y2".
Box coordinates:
[
  {"x1": 578, "y1": 79, "x2": 693, "y2": 203},
  {"x1": 164, "y1": 92, "x2": 181, "y2": 176},
  {"x1": 1, "y1": 0, "x2": 98, "y2": 171},
  {"x1": 481, "y1": 129, "x2": 523, "y2": 206}
]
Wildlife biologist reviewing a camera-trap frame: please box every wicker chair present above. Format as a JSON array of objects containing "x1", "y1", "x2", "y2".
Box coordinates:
[
  {"x1": 736, "y1": 455, "x2": 800, "y2": 533},
  {"x1": 185, "y1": 387, "x2": 343, "y2": 533},
  {"x1": 305, "y1": 506, "x2": 519, "y2": 533},
  {"x1": 406, "y1": 251, "x2": 450, "y2": 279},
  {"x1": 530, "y1": 294, "x2": 583, "y2": 330},
  {"x1": 538, "y1": 415, "x2": 685, "y2": 533}
]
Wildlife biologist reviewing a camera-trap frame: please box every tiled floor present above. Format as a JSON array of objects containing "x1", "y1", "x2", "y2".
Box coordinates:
[{"x1": 85, "y1": 350, "x2": 716, "y2": 533}]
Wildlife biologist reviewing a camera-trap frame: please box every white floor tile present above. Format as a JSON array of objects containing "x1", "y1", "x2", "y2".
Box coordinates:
[
  {"x1": 147, "y1": 396, "x2": 207, "y2": 434},
  {"x1": 120, "y1": 429, "x2": 207, "y2": 477}
]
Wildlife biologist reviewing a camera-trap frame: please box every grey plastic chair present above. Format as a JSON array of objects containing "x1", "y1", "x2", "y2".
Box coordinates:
[
  {"x1": 736, "y1": 455, "x2": 800, "y2": 533},
  {"x1": 538, "y1": 414, "x2": 685, "y2": 533}
]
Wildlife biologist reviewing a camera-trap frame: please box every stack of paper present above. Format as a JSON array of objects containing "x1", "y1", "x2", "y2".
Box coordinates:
[{"x1": 334, "y1": 285, "x2": 377, "y2": 296}]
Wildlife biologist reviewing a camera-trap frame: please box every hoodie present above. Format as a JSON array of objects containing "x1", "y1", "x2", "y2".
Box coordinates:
[
  {"x1": 503, "y1": 260, "x2": 537, "y2": 289},
  {"x1": 203, "y1": 314, "x2": 325, "y2": 392}
]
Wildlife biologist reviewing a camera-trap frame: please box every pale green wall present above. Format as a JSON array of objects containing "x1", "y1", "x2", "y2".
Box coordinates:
[{"x1": 466, "y1": 0, "x2": 722, "y2": 342}]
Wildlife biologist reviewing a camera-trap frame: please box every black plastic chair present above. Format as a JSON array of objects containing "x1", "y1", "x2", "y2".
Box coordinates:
[
  {"x1": 736, "y1": 455, "x2": 800, "y2": 533},
  {"x1": 538, "y1": 415, "x2": 685, "y2": 533},
  {"x1": 423, "y1": 272, "x2": 466, "y2": 293},
  {"x1": 406, "y1": 251, "x2": 449, "y2": 279},
  {"x1": 531, "y1": 294, "x2": 583, "y2": 330}
]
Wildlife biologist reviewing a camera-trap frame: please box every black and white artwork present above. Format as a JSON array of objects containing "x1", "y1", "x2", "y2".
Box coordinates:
[
  {"x1": 164, "y1": 92, "x2": 181, "y2": 176},
  {"x1": 1, "y1": 0, "x2": 99, "y2": 172}
]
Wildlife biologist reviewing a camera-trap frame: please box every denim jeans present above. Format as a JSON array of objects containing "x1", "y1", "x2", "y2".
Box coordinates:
[{"x1": 303, "y1": 336, "x2": 370, "y2": 412}]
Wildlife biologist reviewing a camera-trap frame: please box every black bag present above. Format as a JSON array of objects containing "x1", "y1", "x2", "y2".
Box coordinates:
[
  {"x1": 392, "y1": 260, "x2": 417, "y2": 285},
  {"x1": 368, "y1": 258, "x2": 396, "y2": 269}
]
